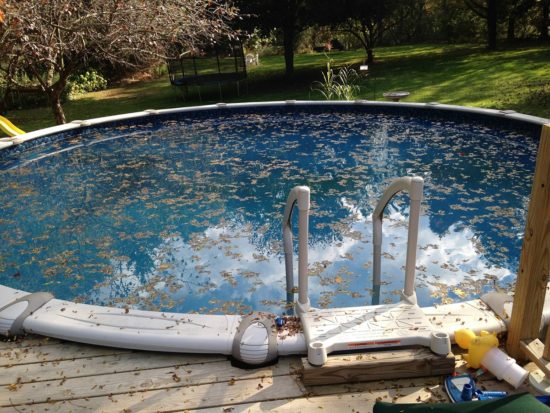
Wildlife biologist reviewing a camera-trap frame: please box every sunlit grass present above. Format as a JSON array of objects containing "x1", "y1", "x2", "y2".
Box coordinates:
[{"x1": 8, "y1": 43, "x2": 550, "y2": 132}]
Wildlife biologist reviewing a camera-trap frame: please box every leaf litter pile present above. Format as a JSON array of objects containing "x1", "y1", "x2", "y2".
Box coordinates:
[{"x1": 0, "y1": 108, "x2": 538, "y2": 313}]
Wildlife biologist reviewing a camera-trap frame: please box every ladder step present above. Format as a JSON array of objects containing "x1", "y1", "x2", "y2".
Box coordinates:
[
  {"x1": 301, "y1": 347, "x2": 455, "y2": 386},
  {"x1": 302, "y1": 303, "x2": 435, "y2": 355}
]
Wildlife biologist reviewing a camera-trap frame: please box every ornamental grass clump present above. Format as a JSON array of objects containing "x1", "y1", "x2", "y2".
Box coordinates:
[{"x1": 313, "y1": 58, "x2": 361, "y2": 101}]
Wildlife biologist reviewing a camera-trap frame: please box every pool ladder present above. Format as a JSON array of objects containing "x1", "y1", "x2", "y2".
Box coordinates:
[{"x1": 283, "y1": 176, "x2": 451, "y2": 365}]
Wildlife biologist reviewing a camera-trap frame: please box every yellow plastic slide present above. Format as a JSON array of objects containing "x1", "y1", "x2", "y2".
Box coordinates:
[{"x1": 0, "y1": 115, "x2": 25, "y2": 137}]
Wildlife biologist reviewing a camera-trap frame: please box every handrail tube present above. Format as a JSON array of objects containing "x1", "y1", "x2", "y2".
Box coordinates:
[
  {"x1": 298, "y1": 203, "x2": 309, "y2": 305},
  {"x1": 282, "y1": 186, "x2": 311, "y2": 306},
  {"x1": 372, "y1": 176, "x2": 423, "y2": 304},
  {"x1": 404, "y1": 178, "x2": 423, "y2": 299},
  {"x1": 283, "y1": 198, "x2": 297, "y2": 296}
]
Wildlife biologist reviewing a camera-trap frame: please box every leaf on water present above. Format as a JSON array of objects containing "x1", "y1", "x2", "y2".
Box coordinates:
[{"x1": 453, "y1": 288, "x2": 466, "y2": 298}]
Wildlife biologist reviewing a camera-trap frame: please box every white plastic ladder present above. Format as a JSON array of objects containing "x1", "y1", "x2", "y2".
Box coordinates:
[{"x1": 282, "y1": 177, "x2": 451, "y2": 366}]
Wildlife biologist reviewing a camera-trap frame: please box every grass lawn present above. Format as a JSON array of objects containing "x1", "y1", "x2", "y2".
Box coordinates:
[{"x1": 7, "y1": 43, "x2": 550, "y2": 132}]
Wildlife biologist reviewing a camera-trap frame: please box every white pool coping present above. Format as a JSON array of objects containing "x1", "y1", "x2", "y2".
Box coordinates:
[{"x1": 2, "y1": 101, "x2": 548, "y2": 151}]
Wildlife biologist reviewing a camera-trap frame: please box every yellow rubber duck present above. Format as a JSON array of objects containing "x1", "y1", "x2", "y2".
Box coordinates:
[{"x1": 455, "y1": 328, "x2": 499, "y2": 368}]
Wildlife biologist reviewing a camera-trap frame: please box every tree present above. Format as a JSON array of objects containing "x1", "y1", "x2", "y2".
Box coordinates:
[
  {"x1": 236, "y1": 0, "x2": 309, "y2": 78},
  {"x1": 0, "y1": 1, "x2": 237, "y2": 124},
  {"x1": 464, "y1": 0, "x2": 499, "y2": 49},
  {"x1": 504, "y1": 0, "x2": 535, "y2": 40},
  {"x1": 423, "y1": 0, "x2": 482, "y2": 42},
  {"x1": 313, "y1": 0, "x2": 402, "y2": 64},
  {"x1": 540, "y1": 0, "x2": 550, "y2": 40}
]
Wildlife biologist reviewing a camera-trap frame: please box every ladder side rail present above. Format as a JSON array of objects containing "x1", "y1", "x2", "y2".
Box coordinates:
[
  {"x1": 297, "y1": 190, "x2": 310, "y2": 306},
  {"x1": 404, "y1": 178, "x2": 423, "y2": 301},
  {"x1": 372, "y1": 177, "x2": 413, "y2": 289},
  {"x1": 282, "y1": 186, "x2": 311, "y2": 309},
  {"x1": 283, "y1": 192, "x2": 297, "y2": 299},
  {"x1": 372, "y1": 177, "x2": 423, "y2": 304}
]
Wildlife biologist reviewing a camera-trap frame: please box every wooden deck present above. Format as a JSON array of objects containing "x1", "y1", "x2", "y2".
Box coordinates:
[{"x1": 0, "y1": 335, "x2": 536, "y2": 412}]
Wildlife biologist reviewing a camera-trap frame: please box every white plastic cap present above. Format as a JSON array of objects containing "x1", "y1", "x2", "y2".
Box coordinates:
[
  {"x1": 482, "y1": 348, "x2": 528, "y2": 389},
  {"x1": 430, "y1": 331, "x2": 451, "y2": 355},
  {"x1": 308, "y1": 341, "x2": 327, "y2": 366},
  {"x1": 501, "y1": 362, "x2": 529, "y2": 389}
]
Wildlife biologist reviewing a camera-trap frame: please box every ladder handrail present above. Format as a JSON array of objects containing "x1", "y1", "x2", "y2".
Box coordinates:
[
  {"x1": 283, "y1": 177, "x2": 422, "y2": 311},
  {"x1": 282, "y1": 186, "x2": 310, "y2": 308},
  {"x1": 372, "y1": 176, "x2": 424, "y2": 305}
]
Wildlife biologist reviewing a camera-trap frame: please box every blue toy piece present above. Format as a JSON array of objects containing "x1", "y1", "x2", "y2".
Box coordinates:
[
  {"x1": 445, "y1": 374, "x2": 476, "y2": 403},
  {"x1": 460, "y1": 383, "x2": 474, "y2": 401},
  {"x1": 445, "y1": 374, "x2": 507, "y2": 403},
  {"x1": 476, "y1": 390, "x2": 508, "y2": 400}
]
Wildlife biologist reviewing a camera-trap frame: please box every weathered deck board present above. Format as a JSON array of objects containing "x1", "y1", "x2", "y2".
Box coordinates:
[
  {"x1": 0, "y1": 385, "x2": 447, "y2": 413},
  {"x1": 194, "y1": 386, "x2": 449, "y2": 413},
  {"x1": 0, "y1": 342, "x2": 129, "y2": 367},
  {"x1": 0, "y1": 357, "x2": 300, "y2": 407},
  {"x1": 0, "y1": 335, "x2": 534, "y2": 413},
  {"x1": 0, "y1": 351, "x2": 227, "y2": 385},
  {"x1": 0, "y1": 335, "x2": 61, "y2": 350},
  {"x1": 1, "y1": 374, "x2": 305, "y2": 412}
]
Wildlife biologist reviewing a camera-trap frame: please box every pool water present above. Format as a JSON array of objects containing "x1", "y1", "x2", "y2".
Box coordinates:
[{"x1": 0, "y1": 107, "x2": 538, "y2": 314}]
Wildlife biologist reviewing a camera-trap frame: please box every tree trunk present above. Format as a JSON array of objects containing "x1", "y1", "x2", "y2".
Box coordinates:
[
  {"x1": 283, "y1": 24, "x2": 295, "y2": 79},
  {"x1": 0, "y1": 88, "x2": 7, "y2": 115},
  {"x1": 487, "y1": 0, "x2": 498, "y2": 49},
  {"x1": 282, "y1": 0, "x2": 298, "y2": 79},
  {"x1": 50, "y1": 94, "x2": 66, "y2": 124},
  {"x1": 48, "y1": 84, "x2": 66, "y2": 125},
  {"x1": 507, "y1": 16, "x2": 515, "y2": 40},
  {"x1": 364, "y1": 23, "x2": 375, "y2": 64},
  {"x1": 366, "y1": 48, "x2": 374, "y2": 64},
  {"x1": 542, "y1": 2, "x2": 549, "y2": 40}
]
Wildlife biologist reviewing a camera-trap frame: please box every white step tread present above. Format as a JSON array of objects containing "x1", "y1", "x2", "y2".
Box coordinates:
[{"x1": 301, "y1": 303, "x2": 433, "y2": 352}]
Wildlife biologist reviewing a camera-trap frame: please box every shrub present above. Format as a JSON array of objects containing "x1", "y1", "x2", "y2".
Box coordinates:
[{"x1": 66, "y1": 70, "x2": 108, "y2": 98}]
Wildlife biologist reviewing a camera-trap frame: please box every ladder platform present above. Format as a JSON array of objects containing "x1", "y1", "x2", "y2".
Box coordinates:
[{"x1": 300, "y1": 302, "x2": 451, "y2": 365}]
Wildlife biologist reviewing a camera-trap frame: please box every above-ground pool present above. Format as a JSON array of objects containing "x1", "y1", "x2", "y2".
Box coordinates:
[{"x1": 0, "y1": 102, "x2": 546, "y2": 316}]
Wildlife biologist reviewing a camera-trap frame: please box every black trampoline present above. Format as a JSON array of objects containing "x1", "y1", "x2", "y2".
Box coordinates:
[{"x1": 167, "y1": 42, "x2": 247, "y2": 101}]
